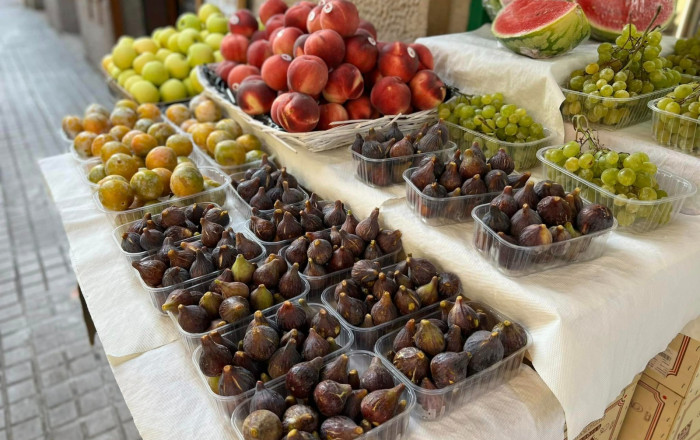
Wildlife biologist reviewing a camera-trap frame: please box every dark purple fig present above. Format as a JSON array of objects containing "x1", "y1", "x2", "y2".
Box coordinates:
[
  {"x1": 348, "y1": 369, "x2": 361, "y2": 390},
  {"x1": 392, "y1": 319, "x2": 416, "y2": 352},
  {"x1": 469, "y1": 142, "x2": 487, "y2": 162},
  {"x1": 549, "y1": 225, "x2": 572, "y2": 244},
  {"x1": 413, "y1": 319, "x2": 445, "y2": 356},
  {"x1": 303, "y1": 258, "x2": 327, "y2": 277},
  {"x1": 276, "y1": 301, "x2": 308, "y2": 331},
  {"x1": 376, "y1": 229, "x2": 402, "y2": 254},
  {"x1": 177, "y1": 304, "x2": 209, "y2": 333},
  {"x1": 416, "y1": 130, "x2": 443, "y2": 152},
  {"x1": 203, "y1": 206, "x2": 230, "y2": 227},
  {"x1": 490, "y1": 186, "x2": 519, "y2": 217},
  {"x1": 250, "y1": 381, "x2": 286, "y2": 418},
  {"x1": 277, "y1": 211, "x2": 303, "y2": 240},
  {"x1": 233, "y1": 350, "x2": 264, "y2": 378},
  {"x1": 372, "y1": 272, "x2": 397, "y2": 297},
  {"x1": 219, "y1": 364, "x2": 256, "y2": 396},
  {"x1": 327, "y1": 246, "x2": 354, "y2": 272},
  {"x1": 418, "y1": 153, "x2": 444, "y2": 177},
  {"x1": 410, "y1": 158, "x2": 436, "y2": 190},
  {"x1": 566, "y1": 188, "x2": 584, "y2": 218},
  {"x1": 283, "y1": 404, "x2": 319, "y2": 433},
  {"x1": 336, "y1": 293, "x2": 366, "y2": 326},
  {"x1": 314, "y1": 380, "x2": 352, "y2": 416},
  {"x1": 139, "y1": 225, "x2": 165, "y2": 251},
  {"x1": 430, "y1": 351, "x2": 471, "y2": 388},
  {"x1": 320, "y1": 416, "x2": 363, "y2": 440},
  {"x1": 286, "y1": 357, "x2": 323, "y2": 399},
  {"x1": 576, "y1": 204, "x2": 614, "y2": 235},
  {"x1": 329, "y1": 226, "x2": 342, "y2": 247},
  {"x1": 534, "y1": 180, "x2": 566, "y2": 199},
  {"x1": 415, "y1": 276, "x2": 439, "y2": 306},
  {"x1": 439, "y1": 161, "x2": 462, "y2": 192},
  {"x1": 360, "y1": 383, "x2": 405, "y2": 424},
  {"x1": 272, "y1": 208, "x2": 284, "y2": 226},
  {"x1": 406, "y1": 256, "x2": 437, "y2": 286},
  {"x1": 393, "y1": 271, "x2": 413, "y2": 290},
  {"x1": 299, "y1": 211, "x2": 323, "y2": 232},
  {"x1": 242, "y1": 409, "x2": 283, "y2": 440},
  {"x1": 440, "y1": 300, "x2": 453, "y2": 322},
  {"x1": 286, "y1": 237, "x2": 309, "y2": 266},
  {"x1": 518, "y1": 224, "x2": 553, "y2": 246},
  {"x1": 279, "y1": 263, "x2": 305, "y2": 299},
  {"x1": 251, "y1": 186, "x2": 274, "y2": 210},
  {"x1": 514, "y1": 180, "x2": 539, "y2": 209},
  {"x1": 304, "y1": 199, "x2": 324, "y2": 220},
  {"x1": 282, "y1": 181, "x2": 305, "y2": 204},
  {"x1": 324, "y1": 200, "x2": 347, "y2": 227},
  {"x1": 219, "y1": 296, "x2": 250, "y2": 323},
  {"x1": 190, "y1": 249, "x2": 214, "y2": 278},
  {"x1": 198, "y1": 332, "x2": 233, "y2": 377},
  {"x1": 276, "y1": 168, "x2": 298, "y2": 188},
  {"x1": 428, "y1": 119, "x2": 449, "y2": 144},
  {"x1": 461, "y1": 174, "x2": 487, "y2": 195},
  {"x1": 508, "y1": 172, "x2": 531, "y2": 189},
  {"x1": 351, "y1": 133, "x2": 363, "y2": 154},
  {"x1": 281, "y1": 328, "x2": 306, "y2": 347},
  {"x1": 362, "y1": 240, "x2": 383, "y2": 260},
  {"x1": 444, "y1": 324, "x2": 463, "y2": 352},
  {"x1": 340, "y1": 210, "x2": 359, "y2": 235},
  {"x1": 251, "y1": 215, "x2": 276, "y2": 242},
  {"x1": 370, "y1": 292, "x2": 398, "y2": 325},
  {"x1": 437, "y1": 272, "x2": 460, "y2": 298},
  {"x1": 243, "y1": 324, "x2": 280, "y2": 362},
  {"x1": 128, "y1": 213, "x2": 151, "y2": 234},
  {"x1": 362, "y1": 139, "x2": 384, "y2": 159},
  {"x1": 252, "y1": 166, "x2": 273, "y2": 190},
  {"x1": 235, "y1": 233, "x2": 261, "y2": 260},
  {"x1": 253, "y1": 260, "x2": 281, "y2": 288},
  {"x1": 510, "y1": 203, "x2": 543, "y2": 239},
  {"x1": 162, "y1": 288, "x2": 203, "y2": 313},
  {"x1": 308, "y1": 239, "x2": 333, "y2": 265},
  {"x1": 154, "y1": 237, "x2": 176, "y2": 264},
  {"x1": 311, "y1": 308, "x2": 341, "y2": 339},
  {"x1": 322, "y1": 354, "x2": 349, "y2": 383},
  {"x1": 339, "y1": 230, "x2": 365, "y2": 257},
  {"x1": 482, "y1": 204, "x2": 511, "y2": 233},
  {"x1": 212, "y1": 245, "x2": 236, "y2": 270},
  {"x1": 537, "y1": 196, "x2": 573, "y2": 227},
  {"x1": 487, "y1": 148, "x2": 515, "y2": 174},
  {"x1": 302, "y1": 328, "x2": 331, "y2": 360},
  {"x1": 459, "y1": 149, "x2": 488, "y2": 179},
  {"x1": 389, "y1": 136, "x2": 414, "y2": 157},
  {"x1": 210, "y1": 268, "x2": 234, "y2": 293},
  {"x1": 132, "y1": 259, "x2": 166, "y2": 287},
  {"x1": 360, "y1": 357, "x2": 394, "y2": 393},
  {"x1": 286, "y1": 428, "x2": 316, "y2": 440},
  {"x1": 355, "y1": 208, "x2": 380, "y2": 242},
  {"x1": 386, "y1": 121, "x2": 404, "y2": 144},
  {"x1": 363, "y1": 295, "x2": 377, "y2": 312},
  {"x1": 162, "y1": 266, "x2": 190, "y2": 286},
  {"x1": 342, "y1": 389, "x2": 368, "y2": 421},
  {"x1": 167, "y1": 247, "x2": 195, "y2": 270},
  {"x1": 238, "y1": 177, "x2": 262, "y2": 202},
  {"x1": 268, "y1": 338, "x2": 302, "y2": 379},
  {"x1": 121, "y1": 232, "x2": 143, "y2": 253},
  {"x1": 493, "y1": 320, "x2": 528, "y2": 357},
  {"x1": 485, "y1": 169, "x2": 509, "y2": 192},
  {"x1": 464, "y1": 330, "x2": 505, "y2": 374},
  {"x1": 422, "y1": 182, "x2": 447, "y2": 198},
  {"x1": 334, "y1": 279, "x2": 363, "y2": 301},
  {"x1": 447, "y1": 296, "x2": 479, "y2": 336}
]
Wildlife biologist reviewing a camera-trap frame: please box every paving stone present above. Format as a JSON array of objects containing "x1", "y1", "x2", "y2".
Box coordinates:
[
  {"x1": 7, "y1": 379, "x2": 36, "y2": 403},
  {"x1": 123, "y1": 421, "x2": 141, "y2": 440},
  {"x1": 4, "y1": 361, "x2": 33, "y2": 384},
  {"x1": 9, "y1": 397, "x2": 40, "y2": 424},
  {"x1": 78, "y1": 388, "x2": 109, "y2": 415},
  {"x1": 52, "y1": 422, "x2": 84, "y2": 440},
  {"x1": 83, "y1": 407, "x2": 118, "y2": 437},
  {"x1": 2, "y1": 345, "x2": 32, "y2": 366},
  {"x1": 48, "y1": 401, "x2": 78, "y2": 428},
  {"x1": 43, "y1": 381, "x2": 74, "y2": 408},
  {"x1": 10, "y1": 417, "x2": 43, "y2": 440}
]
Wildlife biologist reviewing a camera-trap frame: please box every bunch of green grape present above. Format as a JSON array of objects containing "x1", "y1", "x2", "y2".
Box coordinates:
[
  {"x1": 562, "y1": 24, "x2": 682, "y2": 127},
  {"x1": 668, "y1": 30, "x2": 700, "y2": 79},
  {"x1": 652, "y1": 82, "x2": 700, "y2": 153},
  {"x1": 544, "y1": 142, "x2": 669, "y2": 226}
]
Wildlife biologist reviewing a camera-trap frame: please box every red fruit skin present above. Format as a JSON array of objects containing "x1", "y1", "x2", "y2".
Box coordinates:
[
  {"x1": 229, "y1": 10, "x2": 258, "y2": 37},
  {"x1": 378, "y1": 42, "x2": 419, "y2": 83},
  {"x1": 272, "y1": 27, "x2": 305, "y2": 56},
  {"x1": 319, "y1": 0, "x2": 360, "y2": 37},
  {"x1": 215, "y1": 61, "x2": 238, "y2": 81},
  {"x1": 265, "y1": 14, "x2": 285, "y2": 40},
  {"x1": 363, "y1": 69, "x2": 383, "y2": 93},
  {"x1": 227, "y1": 65, "x2": 261, "y2": 90},
  {"x1": 322, "y1": 63, "x2": 364, "y2": 104},
  {"x1": 278, "y1": 92, "x2": 320, "y2": 132},
  {"x1": 271, "y1": 92, "x2": 293, "y2": 125},
  {"x1": 317, "y1": 103, "x2": 349, "y2": 130},
  {"x1": 247, "y1": 40, "x2": 274, "y2": 69},
  {"x1": 345, "y1": 96, "x2": 373, "y2": 120},
  {"x1": 303, "y1": 29, "x2": 346, "y2": 69},
  {"x1": 220, "y1": 34, "x2": 249, "y2": 63},
  {"x1": 259, "y1": 0, "x2": 288, "y2": 25},
  {"x1": 358, "y1": 19, "x2": 378, "y2": 39},
  {"x1": 409, "y1": 43, "x2": 435, "y2": 70},
  {"x1": 293, "y1": 34, "x2": 309, "y2": 57},
  {"x1": 237, "y1": 79, "x2": 277, "y2": 115},
  {"x1": 343, "y1": 34, "x2": 378, "y2": 74},
  {"x1": 287, "y1": 55, "x2": 329, "y2": 95},
  {"x1": 250, "y1": 30, "x2": 268, "y2": 43},
  {"x1": 409, "y1": 70, "x2": 446, "y2": 110},
  {"x1": 284, "y1": 3, "x2": 313, "y2": 32},
  {"x1": 261, "y1": 54, "x2": 293, "y2": 91},
  {"x1": 306, "y1": 5, "x2": 323, "y2": 33},
  {"x1": 370, "y1": 76, "x2": 412, "y2": 116}
]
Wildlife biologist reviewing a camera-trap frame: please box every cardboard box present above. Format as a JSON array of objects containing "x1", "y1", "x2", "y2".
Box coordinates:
[
  {"x1": 618, "y1": 334, "x2": 700, "y2": 440},
  {"x1": 572, "y1": 374, "x2": 641, "y2": 440}
]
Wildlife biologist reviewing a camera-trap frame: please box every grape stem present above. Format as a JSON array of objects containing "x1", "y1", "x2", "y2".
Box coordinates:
[{"x1": 573, "y1": 115, "x2": 606, "y2": 153}]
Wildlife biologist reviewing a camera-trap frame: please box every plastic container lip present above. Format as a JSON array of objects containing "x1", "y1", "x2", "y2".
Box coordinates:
[
  {"x1": 648, "y1": 97, "x2": 700, "y2": 126},
  {"x1": 58, "y1": 128, "x2": 72, "y2": 143},
  {"x1": 444, "y1": 121, "x2": 556, "y2": 149},
  {"x1": 402, "y1": 167, "x2": 512, "y2": 203},
  {"x1": 230, "y1": 349, "x2": 415, "y2": 437},
  {"x1": 349, "y1": 141, "x2": 458, "y2": 163},
  {"x1": 560, "y1": 84, "x2": 676, "y2": 103},
  {"x1": 536, "y1": 146, "x2": 698, "y2": 205},
  {"x1": 471, "y1": 203, "x2": 618, "y2": 250}
]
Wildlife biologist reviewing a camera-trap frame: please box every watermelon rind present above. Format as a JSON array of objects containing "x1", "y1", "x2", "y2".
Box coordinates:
[
  {"x1": 576, "y1": 0, "x2": 676, "y2": 42},
  {"x1": 492, "y1": 1, "x2": 591, "y2": 59}
]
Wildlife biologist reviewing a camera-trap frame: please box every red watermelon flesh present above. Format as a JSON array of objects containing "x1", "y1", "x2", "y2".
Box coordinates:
[
  {"x1": 493, "y1": 0, "x2": 581, "y2": 36},
  {"x1": 576, "y1": 0, "x2": 675, "y2": 42}
]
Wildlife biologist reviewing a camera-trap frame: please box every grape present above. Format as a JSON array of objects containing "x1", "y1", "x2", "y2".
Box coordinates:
[
  {"x1": 639, "y1": 187, "x2": 657, "y2": 201},
  {"x1": 565, "y1": 157, "x2": 580, "y2": 172},
  {"x1": 578, "y1": 153, "x2": 594, "y2": 169},
  {"x1": 617, "y1": 168, "x2": 636, "y2": 186},
  {"x1": 562, "y1": 141, "x2": 580, "y2": 158},
  {"x1": 622, "y1": 155, "x2": 641, "y2": 171},
  {"x1": 601, "y1": 168, "x2": 619, "y2": 185},
  {"x1": 641, "y1": 161, "x2": 657, "y2": 175},
  {"x1": 605, "y1": 151, "x2": 619, "y2": 165},
  {"x1": 549, "y1": 149, "x2": 564, "y2": 163}
]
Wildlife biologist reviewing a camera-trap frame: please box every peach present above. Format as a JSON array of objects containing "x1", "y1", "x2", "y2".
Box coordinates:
[
  {"x1": 261, "y1": 54, "x2": 292, "y2": 91},
  {"x1": 259, "y1": 0, "x2": 287, "y2": 25},
  {"x1": 278, "y1": 92, "x2": 320, "y2": 132},
  {"x1": 220, "y1": 34, "x2": 249, "y2": 63},
  {"x1": 251, "y1": 30, "x2": 267, "y2": 42},
  {"x1": 410, "y1": 43, "x2": 434, "y2": 70},
  {"x1": 227, "y1": 65, "x2": 261, "y2": 90},
  {"x1": 322, "y1": 63, "x2": 364, "y2": 103},
  {"x1": 358, "y1": 19, "x2": 377, "y2": 39},
  {"x1": 293, "y1": 34, "x2": 309, "y2": 57},
  {"x1": 306, "y1": 5, "x2": 323, "y2": 33},
  {"x1": 237, "y1": 79, "x2": 276, "y2": 115},
  {"x1": 272, "y1": 27, "x2": 304, "y2": 56},
  {"x1": 376, "y1": 41, "x2": 387, "y2": 52},
  {"x1": 409, "y1": 70, "x2": 446, "y2": 110},
  {"x1": 287, "y1": 55, "x2": 328, "y2": 95},
  {"x1": 265, "y1": 14, "x2": 285, "y2": 40},
  {"x1": 363, "y1": 69, "x2": 383, "y2": 91},
  {"x1": 317, "y1": 103, "x2": 348, "y2": 130},
  {"x1": 215, "y1": 60, "x2": 238, "y2": 81},
  {"x1": 229, "y1": 9, "x2": 258, "y2": 37},
  {"x1": 319, "y1": 0, "x2": 359, "y2": 37},
  {"x1": 370, "y1": 76, "x2": 412, "y2": 115},
  {"x1": 344, "y1": 96, "x2": 373, "y2": 120},
  {"x1": 247, "y1": 40, "x2": 273, "y2": 68},
  {"x1": 378, "y1": 42, "x2": 419, "y2": 83},
  {"x1": 303, "y1": 29, "x2": 345, "y2": 69},
  {"x1": 284, "y1": 3, "x2": 312, "y2": 32},
  {"x1": 344, "y1": 34, "x2": 378, "y2": 73},
  {"x1": 242, "y1": 74, "x2": 263, "y2": 83},
  {"x1": 271, "y1": 92, "x2": 293, "y2": 125}
]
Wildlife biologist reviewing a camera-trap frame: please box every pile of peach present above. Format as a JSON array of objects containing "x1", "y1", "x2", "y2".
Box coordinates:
[{"x1": 213, "y1": 0, "x2": 447, "y2": 133}]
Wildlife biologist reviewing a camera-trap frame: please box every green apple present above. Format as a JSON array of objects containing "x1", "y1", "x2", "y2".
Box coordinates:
[
  {"x1": 164, "y1": 53, "x2": 190, "y2": 79},
  {"x1": 133, "y1": 37, "x2": 159, "y2": 54},
  {"x1": 206, "y1": 13, "x2": 228, "y2": 34},
  {"x1": 117, "y1": 36, "x2": 135, "y2": 47},
  {"x1": 133, "y1": 52, "x2": 157, "y2": 75},
  {"x1": 117, "y1": 69, "x2": 136, "y2": 86},
  {"x1": 160, "y1": 79, "x2": 188, "y2": 102},
  {"x1": 108, "y1": 64, "x2": 122, "y2": 79},
  {"x1": 112, "y1": 44, "x2": 137, "y2": 70},
  {"x1": 189, "y1": 68, "x2": 204, "y2": 93},
  {"x1": 158, "y1": 27, "x2": 176, "y2": 48},
  {"x1": 187, "y1": 42, "x2": 214, "y2": 67},
  {"x1": 200, "y1": 30, "x2": 210, "y2": 40},
  {"x1": 177, "y1": 12, "x2": 201, "y2": 31},
  {"x1": 177, "y1": 29, "x2": 202, "y2": 54},
  {"x1": 152, "y1": 27, "x2": 162, "y2": 42},
  {"x1": 130, "y1": 81, "x2": 160, "y2": 104},
  {"x1": 205, "y1": 33, "x2": 223, "y2": 50},
  {"x1": 214, "y1": 50, "x2": 223, "y2": 63},
  {"x1": 183, "y1": 78, "x2": 195, "y2": 97},
  {"x1": 155, "y1": 48, "x2": 173, "y2": 63},
  {"x1": 125, "y1": 75, "x2": 143, "y2": 92},
  {"x1": 167, "y1": 32, "x2": 181, "y2": 53},
  {"x1": 141, "y1": 61, "x2": 169, "y2": 86},
  {"x1": 197, "y1": 3, "x2": 221, "y2": 22}
]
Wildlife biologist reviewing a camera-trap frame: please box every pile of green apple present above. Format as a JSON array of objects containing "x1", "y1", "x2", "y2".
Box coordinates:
[{"x1": 102, "y1": 4, "x2": 227, "y2": 103}]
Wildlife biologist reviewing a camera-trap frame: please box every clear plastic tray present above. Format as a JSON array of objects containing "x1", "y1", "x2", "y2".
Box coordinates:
[
  {"x1": 351, "y1": 142, "x2": 457, "y2": 187},
  {"x1": 191, "y1": 302, "x2": 354, "y2": 420},
  {"x1": 560, "y1": 85, "x2": 675, "y2": 130},
  {"x1": 231, "y1": 350, "x2": 415, "y2": 438},
  {"x1": 537, "y1": 147, "x2": 697, "y2": 232},
  {"x1": 648, "y1": 98, "x2": 700, "y2": 157},
  {"x1": 284, "y1": 246, "x2": 403, "y2": 302},
  {"x1": 69, "y1": 141, "x2": 96, "y2": 163},
  {"x1": 444, "y1": 122, "x2": 555, "y2": 170},
  {"x1": 471, "y1": 203, "x2": 616, "y2": 277},
  {"x1": 167, "y1": 266, "x2": 310, "y2": 352},
  {"x1": 320, "y1": 262, "x2": 459, "y2": 350},
  {"x1": 374, "y1": 301, "x2": 530, "y2": 421},
  {"x1": 134, "y1": 230, "x2": 266, "y2": 313},
  {"x1": 93, "y1": 167, "x2": 231, "y2": 226},
  {"x1": 58, "y1": 127, "x2": 73, "y2": 143}
]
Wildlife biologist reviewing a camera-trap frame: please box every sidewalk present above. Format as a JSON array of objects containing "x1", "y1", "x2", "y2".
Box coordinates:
[{"x1": 0, "y1": 1, "x2": 139, "y2": 439}]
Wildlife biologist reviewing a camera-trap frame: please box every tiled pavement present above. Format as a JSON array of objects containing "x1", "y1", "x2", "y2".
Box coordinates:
[{"x1": 0, "y1": 1, "x2": 140, "y2": 439}]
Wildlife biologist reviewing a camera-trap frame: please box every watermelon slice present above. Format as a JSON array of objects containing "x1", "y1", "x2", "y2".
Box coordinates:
[
  {"x1": 576, "y1": 0, "x2": 675, "y2": 42},
  {"x1": 492, "y1": 0, "x2": 591, "y2": 59}
]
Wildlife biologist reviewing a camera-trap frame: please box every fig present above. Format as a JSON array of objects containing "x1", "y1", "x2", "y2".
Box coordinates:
[
  {"x1": 203, "y1": 206, "x2": 230, "y2": 226},
  {"x1": 268, "y1": 338, "x2": 302, "y2": 379},
  {"x1": 154, "y1": 237, "x2": 176, "y2": 264},
  {"x1": 355, "y1": 207, "x2": 380, "y2": 242},
  {"x1": 286, "y1": 237, "x2": 309, "y2": 266},
  {"x1": 361, "y1": 240, "x2": 382, "y2": 260},
  {"x1": 281, "y1": 328, "x2": 306, "y2": 348},
  {"x1": 458, "y1": 149, "x2": 488, "y2": 179},
  {"x1": 468, "y1": 141, "x2": 487, "y2": 162},
  {"x1": 513, "y1": 180, "x2": 539, "y2": 209},
  {"x1": 337, "y1": 230, "x2": 363, "y2": 258},
  {"x1": 484, "y1": 169, "x2": 508, "y2": 193},
  {"x1": 285, "y1": 429, "x2": 316, "y2": 440},
  {"x1": 440, "y1": 300, "x2": 453, "y2": 322},
  {"x1": 393, "y1": 271, "x2": 413, "y2": 290},
  {"x1": 487, "y1": 148, "x2": 514, "y2": 174},
  {"x1": 534, "y1": 180, "x2": 565, "y2": 199},
  {"x1": 162, "y1": 266, "x2": 190, "y2": 286},
  {"x1": 218, "y1": 296, "x2": 249, "y2": 324},
  {"x1": 360, "y1": 314, "x2": 374, "y2": 328},
  {"x1": 392, "y1": 347, "x2": 429, "y2": 384},
  {"x1": 566, "y1": 187, "x2": 584, "y2": 218},
  {"x1": 447, "y1": 296, "x2": 479, "y2": 336},
  {"x1": 564, "y1": 222, "x2": 582, "y2": 239},
  {"x1": 277, "y1": 263, "x2": 303, "y2": 298},
  {"x1": 302, "y1": 328, "x2": 331, "y2": 360},
  {"x1": 198, "y1": 291, "x2": 223, "y2": 318},
  {"x1": 351, "y1": 133, "x2": 364, "y2": 154},
  {"x1": 476, "y1": 309, "x2": 490, "y2": 331},
  {"x1": 360, "y1": 357, "x2": 394, "y2": 393},
  {"x1": 430, "y1": 351, "x2": 471, "y2": 388},
  {"x1": 282, "y1": 181, "x2": 305, "y2": 204},
  {"x1": 139, "y1": 226, "x2": 165, "y2": 251},
  {"x1": 251, "y1": 187, "x2": 274, "y2": 210},
  {"x1": 439, "y1": 161, "x2": 462, "y2": 192},
  {"x1": 549, "y1": 225, "x2": 572, "y2": 245},
  {"x1": 518, "y1": 224, "x2": 553, "y2": 246},
  {"x1": 362, "y1": 139, "x2": 384, "y2": 159},
  {"x1": 210, "y1": 268, "x2": 234, "y2": 292},
  {"x1": 336, "y1": 293, "x2": 366, "y2": 326},
  {"x1": 283, "y1": 404, "x2": 319, "y2": 433},
  {"x1": 413, "y1": 319, "x2": 445, "y2": 356},
  {"x1": 482, "y1": 204, "x2": 511, "y2": 233},
  {"x1": 277, "y1": 211, "x2": 304, "y2": 240},
  {"x1": 347, "y1": 369, "x2": 361, "y2": 391},
  {"x1": 490, "y1": 186, "x2": 518, "y2": 217},
  {"x1": 370, "y1": 292, "x2": 398, "y2": 325},
  {"x1": 303, "y1": 258, "x2": 327, "y2": 277},
  {"x1": 186, "y1": 202, "x2": 211, "y2": 223},
  {"x1": 251, "y1": 215, "x2": 276, "y2": 242},
  {"x1": 303, "y1": 199, "x2": 324, "y2": 221},
  {"x1": 406, "y1": 256, "x2": 437, "y2": 286},
  {"x1": 308, "y1": 239, "x2": 333, "y2": 265},
  {"x1": 219, "y1": 364, "x2": 256, "y2": 396},
  {"x1": 314, "y1": 380, "x2": 353, "y2": 417},
  {"x1": 323, "y1": 200, "x2": 347, "y2": 227},
  {"x1": 250, "y1": 284, "x2": 274, "y2": 311},
  {"x1": 328, "y1": 246, "x2": 354, "y2": 272},
  {"x1": 417, "y1": 377, "x2": 443, "y2": 415},
  {"x1": 372, "y1": 273, "x2": 397, "y2": 298},
  {"x1": 509, "y1": 204, "x2": 543, "y2": 239},
  {"x1": 163, "y1": 225, "x2": 193, "y2": 242},
  {"x1": 343, "y1": 389, "x2": 368, "y2": 422},
  {"x1": 311, "y1": 308, "x2": 341, "y2": 339},
  {"x1": 232, "y1": 254, "x2": 256, "y2": 284},
  {"x1": 120, "y1": 232, "x2": 143, "y2": 253},
  {"x1": 409, "y1": 158, "x2": 436, "y2": 190},
  {"x1": 392, "y1": 319, "x2": 416, "y2": 352},
  {"x1": 250, "y1": 381, "x2": 286, "y2": 418},
  {"x1": 375, "y1": 229, "x2": 402, "y2": 254},
  {"x1": 242, "y1": 409, "x2": 283, "y2": 440},
  {"x1": 334, "y1": 279, "x2": 362, "y2": 301},
  {"x1": 167, "y1": 247, "x2": 195, "y2": 270},
  {"x1": 232, "y1": 350, "x2": 264, "y2": 378},
  {"x1": 277, "y1": 168, "x2": 298, "y2": 189},
  {"x1": 211, "y1": 245, "x2": 235, "y2": 270},
  {"x1": 132, "y1": 259, "x2": 166, "y2": 287},
  {"x1": 416, "y1": 130, "x2": 443, "y2": 152},
  {"x1": 576, "y1": 204, "x2": 614, "y2": 235},
  {"x1": 128, "y1": 213, "x2": 151, "y2": 234},
  {"x1": 461, "y1": 174, "x2": 487, "y2": 195},
  {"x1": 200, "y1": 218, "x2": 224, "y2": 248},
  {"x1": 360, "y1": 383, "x2": 405, "y2": 425},
  {"x1": 298, "y1": 211, "x2": 321, "y2": 233},
  {"x1": 437, "y1": 272, "x2": 460, "y2": 298},
  {"x1": 463, "y1": 330, "x2": 505, "y2": 375},
  {"x1": 253, "y1": 260, "x2": 281, "y2": 288},
  {"x1": 444, "y1": 324, "x2": 463, "y2": 352},
  {"x1": 385, "y1": 122, "x2": 404, "y2": 144},
  {"x1": 162, "y1": 288, "x2": 203, "y2": 313},
  {"x1": 276, "y1": 301, "x2": 308, "y2": 331},
  {"x1": 243, "y1": 324, "x2": 280, "y2": 361},
  {"x1": 322, "y1": 354, "x2": 349, "y2": 384},
  {"x1": 215, "y1": 280, "x2": 249, "y2": 299},
  {"x1": 537, "y1": 196, "x2": 573, "y2": 227},
  {"x1": 286, "y1": 357, "x2": 323, "y2": 399},
  {"x1": 190, "y1": 249, "x2": 214, "y2": 279},
  {"x1": 199, "y1": 333, "x2": 233, "y2": 377},
  {"x1": 415, "y1": 276, "x2": 439, "y2": 306},
  {"x1": 493, "y1": 320, "x2": 527, "y2": 357},
  {"x1": 351, "y1": 260, "x2": 380, "y2": 285},
  {"x1": 508, "y1": 172, "x2": 531, "y2": 189},
  {"x1": 389, "y1": 136, "x2": 414, "y2": 157}
]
